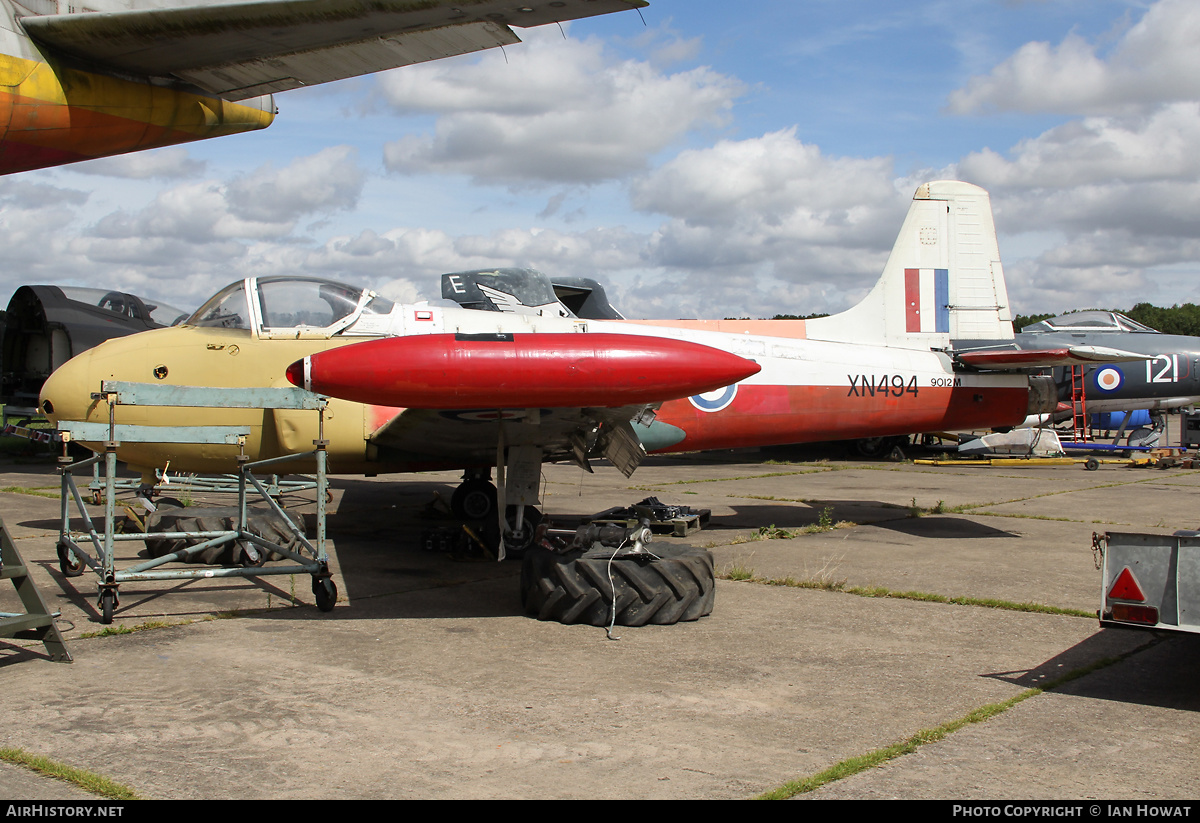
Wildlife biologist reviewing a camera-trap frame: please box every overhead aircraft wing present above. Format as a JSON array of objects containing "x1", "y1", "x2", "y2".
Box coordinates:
[
  {"x1": 20, "y1": 0, "x2": 648, "y2": 100},
  {"x1": 951, "y1": 345, "x2": 1150, "y2": 371}
]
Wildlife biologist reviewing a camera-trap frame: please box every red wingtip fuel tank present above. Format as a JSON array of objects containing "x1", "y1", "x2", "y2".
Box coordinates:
[{"x1": 286, "y1": 333, "x2": 761, "y2": 409}]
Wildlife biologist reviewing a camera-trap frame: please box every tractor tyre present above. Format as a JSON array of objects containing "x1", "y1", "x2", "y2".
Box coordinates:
[
  {"x1": 143, "y1": 506, "x2": 303, "y2": 565},
  {"x1": 520, "y1": 544, "x2": 715, "y2": 627}
]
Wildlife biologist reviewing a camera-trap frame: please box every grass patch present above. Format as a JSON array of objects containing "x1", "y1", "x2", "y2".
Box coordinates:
[
  {"x1": 0, "y1": 747, "x2": 142, "y2": 800},
  {"x1": 757, "y1": 651, "x2": 1138, "y2": 799},
  {"x1": 727, "y1": 508, "x2": 851, "y2": 545},
  {"x1": 722, "y1": 560, "x2": 756, "y2": 581},
  {"x1": 716, "y1": 570, "x2": 1092, "y2": 618},
  {"x1": 0, "y1": 485, "x2": 60, "y2": 499},
  {"x1": 78, "y1": 618, "x2": 193, "y2": 639}
]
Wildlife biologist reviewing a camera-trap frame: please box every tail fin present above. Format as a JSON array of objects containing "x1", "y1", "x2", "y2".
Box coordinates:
[{"x1": 806, "y1": 180, "x2": 1013, "y2": 346}]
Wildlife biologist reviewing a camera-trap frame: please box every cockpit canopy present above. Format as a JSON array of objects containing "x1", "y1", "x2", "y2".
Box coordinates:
[
  {"x1": 187, "y1": 276, "x2": 395, "y2": 337},
  {"x1": 1021, "y1": 311, "x2": 1159, "y2": 334}
]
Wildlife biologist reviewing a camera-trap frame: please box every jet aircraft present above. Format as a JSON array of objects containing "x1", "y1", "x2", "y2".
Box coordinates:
[
  {"x1": 1016, "y1": 311, "x2": 1200, "y2": 418},
  {"x1": 0, "y1": 0, "x2": 646, "y2": 174},
  {"x1": 41, "y1": 181, "x2": 1145, "y2": 550},
  {"x1": 0, "y1": 284, "x2": 188, "y2": 420},
  {"x1": 945, "y1": 309, "x2": 1200, "y2": 448}
]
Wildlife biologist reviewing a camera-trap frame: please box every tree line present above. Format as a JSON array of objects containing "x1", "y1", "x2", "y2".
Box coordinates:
[
  {"x1": 1014, "y1": 303, "x2": 1200, "y2": 335},
  {"x1": 762, "y1": 303, "x2": 1200, "y2": 335}
]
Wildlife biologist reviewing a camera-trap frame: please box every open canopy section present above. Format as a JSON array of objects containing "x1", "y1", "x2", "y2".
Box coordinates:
[{"x1": 187, "y1": 276, "x2": 396, "y2": 338}]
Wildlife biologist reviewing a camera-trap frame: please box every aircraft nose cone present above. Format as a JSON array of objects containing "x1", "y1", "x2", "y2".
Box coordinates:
[
  {"x1": 38, "y1": 369, "x2": 62, "y2": 422},
  {"x1": 38, "y1": 354, "x2": 88, "y2": 425}
]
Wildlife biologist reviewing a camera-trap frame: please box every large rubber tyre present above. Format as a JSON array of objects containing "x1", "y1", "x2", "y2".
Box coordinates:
[
  {"x1": 143, "y1": 506, "x2": 303, "y2": 565},
  {"x1": 521, "y1": 544, "x2": 715, "y2": 627}
]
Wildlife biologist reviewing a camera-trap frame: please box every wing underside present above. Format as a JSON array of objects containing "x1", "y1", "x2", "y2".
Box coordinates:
[
  {"x1": 369, "y1": 404, "x2": 649, "y2": 476},
  {"x1": 20, "y1": 0, "x2": 647, "y2": 99}
]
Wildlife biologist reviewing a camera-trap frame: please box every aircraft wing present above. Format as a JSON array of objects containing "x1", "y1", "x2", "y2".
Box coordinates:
[
  {"x1": 20, "y1": 0, "x2": 648, "y2": 100},
  {"x1": 951, "y1": 345, "x2": 1150, "y2": 370}
]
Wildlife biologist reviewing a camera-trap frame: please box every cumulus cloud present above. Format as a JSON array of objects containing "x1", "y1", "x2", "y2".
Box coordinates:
[
  {"x1": 378, "y1": 29, "x2": 742, "y2": 185},
  {"x1": 959, "y1": 103, "x2": 1200, "y2": 189},
  {"x1": 623, "y1": 128, "x2": 911, "y2": 315},
  {"x1": 944, "y1": 1, "x2": 1200, "y2": 313},
  {"x1": 0, "y1": 148, "x2": 370, "y2": 309},
  {"x1": 0, "y1": 181, "x2": 89, "y2": 285},
  {"x1": 226, "y1": 146, "x2": 364, "y2": 223},
  {"x1": 948, "y1": 0, "x2": 1200, "y2": 115},
  {"x1": 0, "y1": 178, "x2": 88, "y2": 209},
  {"x1": 86, "y1": 147, "x2": 365, "y2": 245},
  {"x1": 947, "y1": 97, "x2": 1200, "y2": 312},
  {"x1": 70, "y1": 148, "x2": 206, "y2": 180}
]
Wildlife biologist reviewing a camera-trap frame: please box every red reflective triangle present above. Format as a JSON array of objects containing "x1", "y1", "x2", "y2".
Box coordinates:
[{"x1": 1109, "y1": 567, "x2": 1146, "y2": 602}]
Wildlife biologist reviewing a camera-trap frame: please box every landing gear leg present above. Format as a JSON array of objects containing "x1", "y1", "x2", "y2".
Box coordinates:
[{"x1": 495, "y1": 435, "x2": 544, "y2": 561}]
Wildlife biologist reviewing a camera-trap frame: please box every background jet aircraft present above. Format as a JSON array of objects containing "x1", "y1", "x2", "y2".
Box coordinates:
[
  {"x1": 951, "y1": 310, "x2": 1200, "y2": 447},
  {"x1": 41, "y1": 182, "x2": 1077, "y2": 547},
  {"x1": 0, "y1": 0, "x2": 646, "y2": 174},
  {"x1": 1015, "y1": 311, "x2": 1200, "y2": 417},
  {"x1": 441, "y1": 268, "x2": 625, "y2": 320},
  {"x1": 0, "y1": 284, "x2": 187, "y2": 420}
]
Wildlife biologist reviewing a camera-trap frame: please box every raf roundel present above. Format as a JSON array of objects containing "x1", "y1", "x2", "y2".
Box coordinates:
[
  {"x1": 1094, "y1": 367, "x2": 1123, "y2": 393},
  {"x1": 689, "y1": 384, "x2": 738, "y2": 413}
]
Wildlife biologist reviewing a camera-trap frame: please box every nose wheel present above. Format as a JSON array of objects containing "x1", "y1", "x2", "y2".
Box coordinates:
[{"x1": 503, "y1": 505, "x2": 542, "y2": 557}]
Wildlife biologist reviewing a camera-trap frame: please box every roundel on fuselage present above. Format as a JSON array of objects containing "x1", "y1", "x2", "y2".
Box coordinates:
[
  {"x1": 1094, "y1": 366, "x2": 1123, "y2": 393},
  {"x1": 689, "y1": 384, "x2": 738, "y2": 412}
]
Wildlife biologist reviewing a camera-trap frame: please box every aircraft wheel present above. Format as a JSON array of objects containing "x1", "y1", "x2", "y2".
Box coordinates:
[
  {"x1": 312, "y1": 577, "x2": 337, "y2": 612},
  {"x1": 56, "y1": 540, "x2": 85, "y2": 578},
  {"x1": 853, "y1": 435, "x2": 907, "y2": 458},
  {"x1": 1127, "y1": 427, "x2": 1156, "y2": 448},
  {"x1": 503, "y1": 505, "x2": 542, "y2": 558},
  {"x1": 520, "y1": 544, "x2": 715, "y2": 627},
  {"x1": 451, "y1": 479, "x2": 497, "y2": 521}
]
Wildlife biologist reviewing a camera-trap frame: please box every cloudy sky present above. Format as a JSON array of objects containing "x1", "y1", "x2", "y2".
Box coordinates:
[{"x1": 4, "y1": 0, "x2": 1200, "y2": 321}]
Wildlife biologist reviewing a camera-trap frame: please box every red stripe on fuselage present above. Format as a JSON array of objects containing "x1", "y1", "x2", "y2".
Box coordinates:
[
  {"x1": 653, "y1": 384, "x2": 1029, "y2": 452},
  {"x1": 904, "y1": 269, "x2": 921, "y2": 333}
]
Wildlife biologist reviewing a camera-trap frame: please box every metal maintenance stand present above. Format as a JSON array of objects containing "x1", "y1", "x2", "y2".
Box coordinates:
[{"x1": 56, "y1": 381, "x2": 334, "y2": 623}]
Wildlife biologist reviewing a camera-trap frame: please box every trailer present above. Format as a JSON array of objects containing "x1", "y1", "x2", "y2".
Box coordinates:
[{"x1": 1095, "y1": 531, "x2": 1200, "y2": 634}]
